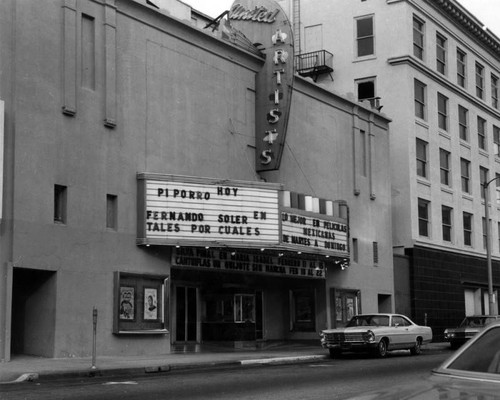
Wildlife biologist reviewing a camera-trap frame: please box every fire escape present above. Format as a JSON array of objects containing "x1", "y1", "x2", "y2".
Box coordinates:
[
  {"x1": 294, "y1": 50, "x2": 334, "y2": 82},
  {"x1": 292, "y1": 0, "x2": 333, "y2": 83}
]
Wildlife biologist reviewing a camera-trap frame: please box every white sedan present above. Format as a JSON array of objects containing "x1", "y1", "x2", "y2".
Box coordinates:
[{"x1": 319, "y1": 313, "x2": 433, "y2": 358}]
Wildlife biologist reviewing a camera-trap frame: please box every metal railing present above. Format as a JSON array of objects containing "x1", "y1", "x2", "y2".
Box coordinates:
[{"x1": 295, "y1": 50, "x2": 334, "y2": 81}]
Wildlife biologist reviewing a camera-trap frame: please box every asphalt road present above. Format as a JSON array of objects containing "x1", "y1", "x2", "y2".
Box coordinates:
[{"x1": 1, "y1": 349, "x2": 451, "y2": 400}]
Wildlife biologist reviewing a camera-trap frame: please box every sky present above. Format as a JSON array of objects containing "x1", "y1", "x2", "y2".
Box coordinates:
[{"x1": 183, "y1": 0, "x2": 500, "y2": 37}]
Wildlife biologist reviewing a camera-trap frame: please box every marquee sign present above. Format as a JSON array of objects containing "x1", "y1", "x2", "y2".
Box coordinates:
[
  {"x1": 137, "y1": 174, "x2": 281, "y2": 247},
  {"x1": 280, "y1": 210, "x2": 349, "y2": 258},
  {"x1": 228, "y1": 0, "x2": 294, "y2": 172},
  {"x1": 172, "y1": 247, "x2": 326, "y2": 279}
]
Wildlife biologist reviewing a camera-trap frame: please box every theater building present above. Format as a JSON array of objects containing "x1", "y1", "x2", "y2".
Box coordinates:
[{"x1": 0, "y1": 0, "x2": 392, "y2": 361}]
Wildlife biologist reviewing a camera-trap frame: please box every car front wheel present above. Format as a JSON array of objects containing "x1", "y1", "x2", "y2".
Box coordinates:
[
  {"x1": 375, "y1": 339, "x2": 388, "y2": 357},
  {"x1": 410, "y1": 338, "x2": 422, "y2": 355}
]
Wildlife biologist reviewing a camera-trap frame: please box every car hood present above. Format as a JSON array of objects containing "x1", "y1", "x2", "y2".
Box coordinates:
[
  {"x1": 322, "y1": 326, "x2": 381, "y2": 333},
  {"x1": 346, "y1": 374, "x2": 500, "y2": 400}
]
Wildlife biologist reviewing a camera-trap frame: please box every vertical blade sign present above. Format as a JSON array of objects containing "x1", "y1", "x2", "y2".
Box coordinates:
[{"x1": 229, "y1": 1, "x2": 294, "y2": 172}]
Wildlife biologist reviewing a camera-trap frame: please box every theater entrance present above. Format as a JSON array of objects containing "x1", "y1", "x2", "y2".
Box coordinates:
[{"x1": 175, "y1": 285, "x2": 198, "y2": 343}]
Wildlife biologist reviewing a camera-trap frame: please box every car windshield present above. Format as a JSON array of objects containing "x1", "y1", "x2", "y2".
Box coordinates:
[
  {"x1": 460, "y1": 317, "x2": 488, "y2": 327},
  {"x1": 346, "y1": 315, "x2": 389, "y2": 327},
  {"x1": 446, "y1": 326, "x2": 500, "y2": 374}
]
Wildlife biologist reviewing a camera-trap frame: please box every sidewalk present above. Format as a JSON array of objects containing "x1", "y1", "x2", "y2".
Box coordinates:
[
  {"x1": 0, "y1": 341, "x2": 450, "y2": 385},
  {"x1": 0, "y1": 341, "x2": 328, "y2": 384}
]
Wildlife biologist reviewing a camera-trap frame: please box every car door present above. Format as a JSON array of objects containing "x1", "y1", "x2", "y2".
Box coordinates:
[{"x1": 390, "y1": 316, "x2": 412, "y2": 349}]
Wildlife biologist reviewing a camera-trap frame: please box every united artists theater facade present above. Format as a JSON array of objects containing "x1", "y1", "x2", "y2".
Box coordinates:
[{"x1": 0, "y1": 0, "x2": 392, "y2": 360}]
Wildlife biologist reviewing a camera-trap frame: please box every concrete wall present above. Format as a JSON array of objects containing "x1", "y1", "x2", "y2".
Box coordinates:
[{"x1": 264, "y1": 77, "x2": 393, "y2": 316}]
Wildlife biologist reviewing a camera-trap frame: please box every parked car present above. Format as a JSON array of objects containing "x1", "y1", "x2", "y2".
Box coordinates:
[
  {"x1": 319, "y1": 313, "x2": 432, "y2": 358},
  {"x1": 345, "y1": 320, "x2": 500, "y2": 399},
  {"x1": 444, "y1": 315, "x2": 500, "y2": 349}
]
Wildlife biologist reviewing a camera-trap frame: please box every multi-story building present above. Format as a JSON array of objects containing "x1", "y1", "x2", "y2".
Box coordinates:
[
  {"x1": 0, "y1": 0, "x2": 391, "y2": 361},
  {"x1": 281, "y1": 0, "x2": 500, "y2": 338}
]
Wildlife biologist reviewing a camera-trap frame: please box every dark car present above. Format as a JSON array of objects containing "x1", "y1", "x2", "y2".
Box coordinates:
[
  {"x1": 345, "y1": 320, "x2": 500, "y2": 399},
  {"x1": 444, "y1": 315, "x2": 500, "y2": 349}
]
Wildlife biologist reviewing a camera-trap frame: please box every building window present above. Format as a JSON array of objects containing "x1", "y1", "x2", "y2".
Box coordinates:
[
  {"x1": 440, "y1": 148, "x2": 451, "y2": 186},
  {"x1": 461, "y1": 158, "x2": 470, "y2": 194},
  {"x1": 416, "y1": 138, "x2": 428, "y2": 178},
  {"x1": 492, "y1": 74, "x2": 499, "y2": 109},
  {"x1": 418, "y1": 198, "x2": 430, "y2": 237},
  {"x1": 81, "y1": 14, "x2": 96, "y2": 90},
  {"x1": 496, "y1": 173, "x2": 500, "y2": 204},
  {"x1": 457, "y1": 48, "x2": 466, "y2": 88},
  {"x1": 437, "y1": 93, "x2": 448, "y2": 131},
  {"x1": 352, "y1": 238, "x2": 359, "y2": 263},
  {"x1": 494, "y1": 126, "x2": 500, "y2": 156},
  {"x1": 458, "y1": 105, "x2": 468, "y2": 141},
  {"x1": 476, "y1": 62, "x2": 484, "y2": 99},
  {"x1": 436, "y1": 33, "x2": 447, "y2": 75},
  {"x1": 413, "y1": 16, "x2": 424, "y2": 60},
  {"x1": 414, "y1": 79, "x2": 426, "y2": 119},
  {"x1": 477, "y1": 117, "x2": 487, "y2": 150},
  {"x1": 106, "y1": 194, "x2": 117, "y2": 230},
  {"x1": 54, "y1": 184, "x2": 67, "y2": 224},
  {"x1": 356, "y1": 16, "x2": 374, "y2": 57},
  {"x1": 357, "y1": 78, "x2": 375, "y2": 101},
  {"x1": 442, "y1": 205, "x2": 452, "y2": 242},
  {"x1": 463, "y1": 212, "x2": 473, "y2": 246},
  {"x1": 373, "y1": 242, "x2": 378, "y2": 265},
  {"x1": 359, "y1": 130, "x2": 367, "y2": 177},
  {"x1": 498, "y1": 222, "x2": 500, "y2": 251},
  {"x1": 234, "y1": 294, "x2": 255, "y2": 323},
  {"x1": 482, "y1": 217, "x2": 487, "y2": 250},
  {"x1": 480, "y1": 166, "x2": 489, "y2": 200}
]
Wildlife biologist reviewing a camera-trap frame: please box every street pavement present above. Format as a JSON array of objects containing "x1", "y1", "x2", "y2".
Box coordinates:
[{"x1": 0, "y1": 341, "x2": 450, "y2": 385}]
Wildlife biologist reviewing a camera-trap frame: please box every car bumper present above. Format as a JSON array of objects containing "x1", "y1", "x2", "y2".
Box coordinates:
[{"x1": 321, "y1": 341, "x2": 378, "y2": 351}]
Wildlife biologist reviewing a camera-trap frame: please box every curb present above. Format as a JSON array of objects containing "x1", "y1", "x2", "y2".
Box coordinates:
[
  {"x1": 2, "y1": 354, "x2": 328, "y2": 385},
  {"x1": 241, "y1": 355, "x2": 328, "y2": 365}
]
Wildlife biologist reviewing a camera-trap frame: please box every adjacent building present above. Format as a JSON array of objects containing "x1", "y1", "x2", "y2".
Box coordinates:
[
  {"x1": 0, "y1": 0, "x2": 392, "y2": 361},
  {"x1": 282, "y1": 0, "x2": 500, "y2": 338}
]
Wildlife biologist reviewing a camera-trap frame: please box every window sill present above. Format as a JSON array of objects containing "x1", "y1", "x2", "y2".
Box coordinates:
[
  {"x1": 439, "y1": 130, "x2": 451, "y2": 140},
  {"x1": 415, "y1": 119, "x2": 429, "y2": 129},
  {"x1": 416, "y1": 177, "x2": 431, "y2": 187},
  {"x1": 479, "y1": 149, "x2": 489, "y2": 158},
  {"x1": 462, "y1": 193, "x2": 474, "y2": 201},
  {"x1": 441, "y1": 186, "x2": 454, "y2": 195},
  {"x1": 353, "y1": 55, "x2": 376, "y2": 63},
  {"x1": 460, "y1": 140, "x2": 471, "y2": 150}
]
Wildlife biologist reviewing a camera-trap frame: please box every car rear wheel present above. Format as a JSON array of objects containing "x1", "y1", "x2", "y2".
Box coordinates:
[
  {"x1": 329, "y1": 348, "x2": 341, "y2": 358},
  {"x1": 410, "y1": 338, "x2": 422, "y2": 355},
  {"x1": 375, "y1": 339, "x2": 388, "y2": 357}
]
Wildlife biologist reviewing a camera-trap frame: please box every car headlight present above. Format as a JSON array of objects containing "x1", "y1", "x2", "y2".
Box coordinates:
[
  {"x1": 319, "y1": 332, "x2": 325, "y2": 339},
  {"x1": 444, "y1": 330, "x2": 454, "y2": 339},
  {"x1": 363, "y1": 330, "x2": 375, "y2": 343}
]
